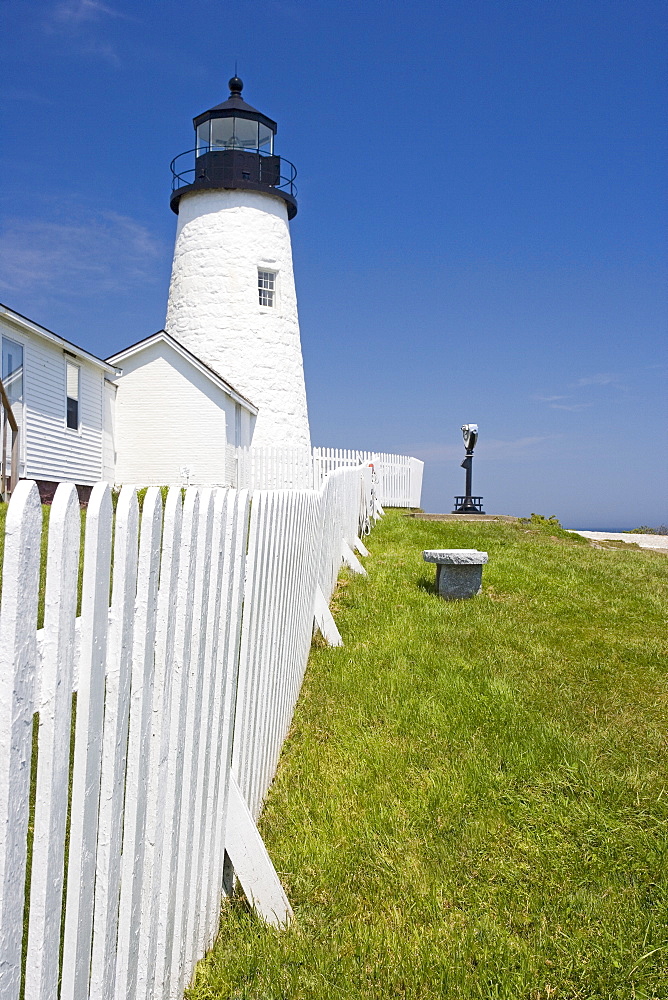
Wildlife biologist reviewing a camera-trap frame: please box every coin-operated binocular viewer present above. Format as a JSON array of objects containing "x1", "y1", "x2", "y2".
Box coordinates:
[{"x1": 452, "y1": 424, "x2": 485, "y2": 514}]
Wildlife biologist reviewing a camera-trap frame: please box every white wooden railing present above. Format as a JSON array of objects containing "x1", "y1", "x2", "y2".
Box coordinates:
[
  {"x1": 246, "y1": 446, "x2": 424, "y2": 508},
  {"x1": 248, "y1": 446, "x2": 312, "y2": 490},
  {"x1": 0, "y1": 464, "x2": 374, "y2": 1000}
]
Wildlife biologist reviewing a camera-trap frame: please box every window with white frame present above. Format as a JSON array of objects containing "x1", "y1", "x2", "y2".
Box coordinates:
[
  {"x1": 2, "y1": 337, "x2": 24, "y2": 407},
  {"x1": 258, "y1": 269, "x2": 276, "y2": 308},
  {"x1": 66, "y1": 361, "x2": 80, "y2": 429}
]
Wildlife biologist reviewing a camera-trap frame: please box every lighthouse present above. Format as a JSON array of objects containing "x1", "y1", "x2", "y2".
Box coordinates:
[{"x1": 165, "y1": 77, "x2": 311, "y2": 449}]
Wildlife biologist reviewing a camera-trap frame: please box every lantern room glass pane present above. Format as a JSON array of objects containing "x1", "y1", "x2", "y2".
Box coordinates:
[
  {"x1": 232, "y1": 117, "x2": 259, "y2": 149},
  {"x1": 258, "y1": 123, "x2": 273, "y2": 152},
  {"x1": 211, "y1": 117, "x2": 235, "y2": 148},
  {"x1": 203, "y1": 116, "x2": 269, "y2": 152},
  {"x1": 196, "y1": 121, "x2": 210, "y2": 152}
]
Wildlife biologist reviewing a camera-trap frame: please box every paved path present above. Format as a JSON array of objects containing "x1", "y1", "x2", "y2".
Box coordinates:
[{"x1": 569, "y1": 530, "x2": 668, "y2": 552}]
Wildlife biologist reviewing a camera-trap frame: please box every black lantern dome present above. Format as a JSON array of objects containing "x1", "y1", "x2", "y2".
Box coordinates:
[{"x1": 170, "y1": 77, "x2": 297, "y2": 218}]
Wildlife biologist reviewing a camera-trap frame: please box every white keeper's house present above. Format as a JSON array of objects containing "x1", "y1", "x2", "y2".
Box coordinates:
[
  {"x1": 0, "y1": 78, "x2": 424, "y2": 507},
  {"x1": 0, "y1": 303, "x2": 117, "y2": 502}
]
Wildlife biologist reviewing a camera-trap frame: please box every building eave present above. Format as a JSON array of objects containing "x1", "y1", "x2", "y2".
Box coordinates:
[
  {"x1": 0, "y1": 302, "x2": 119, "y2": 375},
  {"x1": 107, "y1": 330, "x2": 259, "y2": 415}
]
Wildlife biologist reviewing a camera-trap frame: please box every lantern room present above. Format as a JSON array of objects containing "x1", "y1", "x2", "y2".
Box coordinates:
[
  {"x1": 194, "y1": 76, "x2": 275, "y2": 154},
  {"x1": 170, "y1": 77, "x2": 297, "y2": 218}
]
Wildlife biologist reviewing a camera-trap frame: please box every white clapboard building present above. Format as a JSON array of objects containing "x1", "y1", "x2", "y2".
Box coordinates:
[
  {"x1": 107, "y1": 330, "x2": 256, "y2": 488},
  {"x1": 0, "y1": 303, "x2": 118, "y2": 501}
]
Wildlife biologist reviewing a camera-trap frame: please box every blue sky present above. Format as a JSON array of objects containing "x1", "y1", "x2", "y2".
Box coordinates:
[{"x1": 1, "y1": 0, "x2": 665, "y2": 528}]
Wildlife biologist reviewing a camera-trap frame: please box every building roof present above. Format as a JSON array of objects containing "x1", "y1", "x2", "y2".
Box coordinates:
[
  {"x1": 107, "y1": 330, "x2": 258, "y2": 414},
  {"x1": 0, "y1": 302, "x2": 119, "y2": 375}
]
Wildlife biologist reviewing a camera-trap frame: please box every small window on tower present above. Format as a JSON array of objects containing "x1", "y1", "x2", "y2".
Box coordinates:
[
  {"x1": 258, "y1": 269, "x2": 276, "y2": 308},
  {"x1": 66, "y1": 361, "x2": 80, "y2": 429}
]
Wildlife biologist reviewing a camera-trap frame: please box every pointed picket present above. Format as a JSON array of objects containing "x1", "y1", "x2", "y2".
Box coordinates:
[
  {"x1": 232, "y1": 490, "x2": 268, "y2": 801},
  {"x1": 186, "y1": 487, "x2": 228, "y2": 971},
  {"x1": 258, "y1": 492, "x2": 295, "y2": 807},
  {"x1": 206, "y1": 488, "x2": 249, "y2": 945},
  {"x1": 153, "y1": 488, "x2": 200, "y2": 999},
  {"x1": 247, "y1": 490, "x2": 286, "y2": 816},
  {"x1": 135, "y1": 487, "x2": 183, "y2": 1000},
  {"x1": 0, "y1": 481, "x2": 42, "y2": 1000},
  {"x1": 89, "y1": 486, "x2": 139, "y2": 1000},
  {"x1": 25, "y1": 483, "x2": 81, "y2": 1000},
  {"x1": 60, "y1": 483, "x2": 113, "y2": 1000},
  {"x1": 170, "y1": 488, "x2": 215, "y2": 997},
  {"x1": 115, "y1": 487, "x2": 163, "y2": 1000}
]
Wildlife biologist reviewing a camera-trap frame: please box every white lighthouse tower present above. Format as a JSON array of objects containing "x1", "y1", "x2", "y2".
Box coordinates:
[{"x1": 165, "y1": 76, "x2": 310, "y2": 449}]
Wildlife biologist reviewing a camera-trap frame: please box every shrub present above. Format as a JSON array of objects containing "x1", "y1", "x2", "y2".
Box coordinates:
[
  {"x1": 517, "y1": 512, "x2": 588, "y2": 543},
  {"x1": 518, "y1": 512, "x2": 562, "y2": 529}
]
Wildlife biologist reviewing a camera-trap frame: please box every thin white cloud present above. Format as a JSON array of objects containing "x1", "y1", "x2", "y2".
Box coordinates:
[
  {"x1": 572, "y1": 373, "x2": 621, "y2": 387},
  {"x1": 0, "y1": 87, "x2": 56, "y2": 105},
  {"x1": 0, "y1": 212, "x2": 165, "y2": 297},
  {"x1": 534, "y1": 371, "x2": 625, "y2": 410},
  {"x1": 81, "y1": 39, "x2": 122, "y2": 66},
  {"x1": 52, "y1": 0, "x2": 133, "y2": 24},
  {"x1": 410, "y1": 436, "x2": 559, "y2": 463},
  {"x1": 45, "y1": 0, "x2": 136, "y2": 62}
]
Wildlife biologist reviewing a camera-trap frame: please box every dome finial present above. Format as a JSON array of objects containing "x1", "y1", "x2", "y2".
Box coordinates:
[{"x1": 228, "y1": 72, "x2": 243, "y2": 97}]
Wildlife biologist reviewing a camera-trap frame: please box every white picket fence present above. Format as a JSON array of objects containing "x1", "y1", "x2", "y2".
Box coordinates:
[
  {"x1": 0, "y1": 464, "x2": 374, "y2": 1000},
  {"x1": 248, "y1": 446, "x2": 423, "y2": 508}
]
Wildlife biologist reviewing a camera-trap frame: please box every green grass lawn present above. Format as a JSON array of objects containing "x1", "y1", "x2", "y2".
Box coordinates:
[{"x1": 189, "y1": 511, "x2": 668, "y2": 1000}]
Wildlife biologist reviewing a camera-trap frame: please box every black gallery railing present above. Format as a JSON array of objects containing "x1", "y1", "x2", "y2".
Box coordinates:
[{"x1": 170, "y1": 148, "x2": 298, "y2": 199}]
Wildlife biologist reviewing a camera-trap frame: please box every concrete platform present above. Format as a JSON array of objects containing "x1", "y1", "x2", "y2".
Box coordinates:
[{"x1": 406, "y1": 513, "x2": 517, "y2": 523}]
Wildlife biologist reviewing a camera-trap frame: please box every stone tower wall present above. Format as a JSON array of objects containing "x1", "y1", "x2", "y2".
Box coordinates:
[{"x1": 165, "y1": 188, "x2": 310, "y2": 449}]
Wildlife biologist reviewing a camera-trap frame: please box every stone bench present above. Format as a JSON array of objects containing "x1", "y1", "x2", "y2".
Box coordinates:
[{"x1": 423, "y1": 549, "x2": 488, "y2": 599}]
